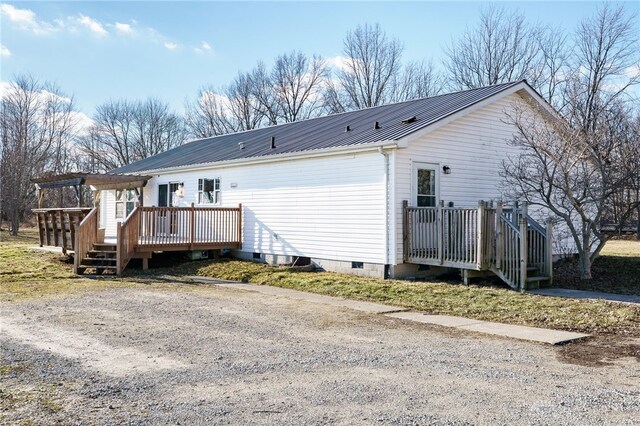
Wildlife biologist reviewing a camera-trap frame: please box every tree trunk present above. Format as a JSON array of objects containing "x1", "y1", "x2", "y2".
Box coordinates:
[
  {"x1": 636, "y1": 204, "x2": 639, "y2": 241},
  {"x1": 578, "y1": 251, "x2": 592, "y2": 280},
  {"x1": 10, "y1": 214, "x2": 20, "y2": 236}
]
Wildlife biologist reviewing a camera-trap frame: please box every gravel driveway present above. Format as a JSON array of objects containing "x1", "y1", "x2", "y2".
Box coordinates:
[{"x1": 1, "y1": 282, "x2": 639, "y2": 425}]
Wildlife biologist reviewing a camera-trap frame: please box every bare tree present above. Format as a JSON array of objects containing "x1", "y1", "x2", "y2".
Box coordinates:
[
  {"x1": 391, "y1": 60, "x2": 444, "y2": 102},
  {"x1": 0, "y1": 75, "x2": 78, "y2": 235},
  {"x1": 185, "y1": 71, "x2": 265, "y2": 139},
  {"x1": 501, "y1": 5, "x2": 640, "y2": 279},
  {"x1": 444, "y1": 6, "x2": 543, "y2": 90},
  {"x1": 269, "y1": 51, "x2": 328, "y2": 122},
  {"x1": 185, "y1": 88, "x2": 235, "y2": 138},
  {"x1": 250, "y1": 63, "x2": 280, "y2": 126},
  {"x1": 326, "y1": 23, "x2": 404, "y2": 112},
  {"x1": 80, "y1": 98, "x2": 186, "y2": 171}
]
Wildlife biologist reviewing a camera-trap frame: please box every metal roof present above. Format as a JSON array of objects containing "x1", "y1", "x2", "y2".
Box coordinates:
[{"x1": 112, "y1": 81, "x2": 525, "y2": 174}]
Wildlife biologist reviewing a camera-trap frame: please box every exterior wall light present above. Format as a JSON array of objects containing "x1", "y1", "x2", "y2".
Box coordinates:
[{"x1": 443, "y1": 165, "x2": 451, "y2": 174}]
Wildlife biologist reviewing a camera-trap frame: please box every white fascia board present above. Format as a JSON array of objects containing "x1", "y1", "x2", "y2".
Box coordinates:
[
  {"x1": 138, "y1": 140, "x2": 398, "y2": 175},
  {"x1": 396, "y1": 82, "x2": 554, "y2": 147}
]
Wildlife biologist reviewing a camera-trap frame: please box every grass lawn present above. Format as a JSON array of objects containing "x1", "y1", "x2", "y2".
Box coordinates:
[
  {"x1": 0, "y1": 228, "x2": 131, "y2": 301},
  {"x1": 2, "y1": 227, "x2": 639, "y2": 337},
  {"x1": 554, "y1": 239, "x2": 640, "y2": 296}
]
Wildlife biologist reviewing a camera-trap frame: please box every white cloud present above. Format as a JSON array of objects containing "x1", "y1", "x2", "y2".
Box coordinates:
[
  {"x1": 0, "y1": 81, "x2": 11, "y2": 98},
  {"x1": 0, "y1": 44, "x2": 11, "y2": 57},
  {"x1": 164, "y1": 42, "x2": 178, "y2": 50},
  {"x1": 77, "y1": 15, "x2": 108, "y2": 36},
  {"x1": 71, "y1": 111, "x2": 94, "y2": 136},
  {"x1": 0, "y1": 3, "x2": 57, "y2": 34},
  {"x1": 114, "y1": 22, "x2": 134, "y2": 34},
  {"x1": 624, "y1": 64, "x2": 640, "y2": 79},
  {"x1": 194, "y1": 41, "x2": 212, "y2": 55},
  {"x1": 326, "y1": 55, "x2": 350, "y2": 72}
]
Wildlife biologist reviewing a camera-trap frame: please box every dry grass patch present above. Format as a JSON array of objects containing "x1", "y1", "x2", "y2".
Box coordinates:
[
  {"x1": 193, "y1": 259, "x2": 640, "y2": 336},
  {"x1": 0, "y1": 228, "x2": 129, "y2": 302}
]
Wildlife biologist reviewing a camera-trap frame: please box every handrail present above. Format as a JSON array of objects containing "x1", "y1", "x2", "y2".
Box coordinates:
[
  {"x1": 137, "y1": 204, "x2": 242, "y2": 248},
  {"x1": 526, "y1": 215, "x2": 546, "y2": 234},
  {"x1": 116, "y1": 207, "x2": 140, "y2": 274},
  {"x1": 73, "y1": 208, "x2": 98, "y2": 274},
  {"x1": 33, "y1": 207, "x2": 93, "y2": 252},
  {"x1": 404, "y1": 201, "x2": 553, "y2": 291}
]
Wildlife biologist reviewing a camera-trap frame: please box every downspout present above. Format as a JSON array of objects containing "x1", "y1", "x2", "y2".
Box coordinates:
[{"x1": 379, "y1": 147, "x2": 390, "y2": 278}]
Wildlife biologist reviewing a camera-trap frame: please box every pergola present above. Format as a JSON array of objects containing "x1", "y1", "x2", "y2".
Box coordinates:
[{"x1": 32, "y1": 173, "x2": 152, "y2": 208}]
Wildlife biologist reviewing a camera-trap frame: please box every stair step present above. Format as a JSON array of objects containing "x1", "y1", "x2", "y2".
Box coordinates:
[
  {"x1": 82, "y1": 258, "x2": 117, "y2": 265},
  {"x1": 90, "y1": 265, "x2": 117, "y2": 271},
  {"x1": 89, "y1": 250, "x2": 117, "y2": 256},
  {"x1": 526, "y1": 276, "x2": 550, "y2": 282},
  {"x1": 94, "y1": 243, "x2": 117, "y2": 249}
]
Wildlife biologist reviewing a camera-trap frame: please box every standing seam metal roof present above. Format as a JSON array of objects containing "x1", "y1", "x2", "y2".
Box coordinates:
[{"x1": 111, "y1": 80, "x2": 525, "y2": 174}]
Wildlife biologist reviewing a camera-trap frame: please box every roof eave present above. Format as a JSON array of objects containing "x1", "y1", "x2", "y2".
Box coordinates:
[{"x1": 126, "y1": 140, "x2": 399, "y2": 175}]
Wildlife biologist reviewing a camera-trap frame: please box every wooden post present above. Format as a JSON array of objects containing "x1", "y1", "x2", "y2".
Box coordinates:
[
  {"x1": 189, "y1": 203, "x2": 195, "y2": 250},
  {"x1": 438, "y1": 200, "x2": 444, "y2": 265},
  {"x1": 476, "y1": 200, "x2": 485, "y2": 269},
  {"x1": 402, "y1": 200, "x2": 409, "y2": 261},
  {"x1": 37, "y1": 188, "x2": 45, "y2": 208},
  {"x1": 59, "y1": 210, "x2": 68, "y2": 255},
  {"x1": 73, "y1": 222, "x2": 80, "y2": 274},
  {"x1": 44, "y1": 212, "x2": 51, "y2": 246},
  {"x1": 545, "y1": 218, "x2": 553, "y2": 286},
  {"x1": 37, "y1": 213, "x2": 44, "y2": 247},
  {"x1": 52, "y1": 211, "x2": 59, "y2": 247},
  {"x1": 237, "y1": 204, "x2": 243, "y2": 248},
  {"x1": 496, "y1": 200, "x2": 504, "y2": 271},
  {"x1": 116, "y1": 222, "x2": 122, "y2": 274},
  {"x1": 519, "y1": 216, "x2": 528, "y2": 291}
]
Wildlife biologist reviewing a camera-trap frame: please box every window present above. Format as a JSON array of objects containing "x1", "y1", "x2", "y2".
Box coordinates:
[
  {"x1": 157, "y1": 183, "x2": 184, "y2": 207},
  {"x1": 198, "y1": 178, "x2": 220, "y2": 204},
  {"x1": 115, "y1": 189, "x2": 138, "y2": 219},
  {"x1": 417, "y1": 169, "x2": 437, "y2": 207}
]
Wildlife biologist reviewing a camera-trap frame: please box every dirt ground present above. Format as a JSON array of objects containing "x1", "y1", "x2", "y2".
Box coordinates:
[{"x1": 1, "y1": 282, "x2": 639, "y2": 425}]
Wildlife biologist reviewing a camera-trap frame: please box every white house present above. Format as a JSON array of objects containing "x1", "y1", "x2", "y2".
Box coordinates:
[{"x1": 34, "y1": 80, "x2": 557, "y2": 290}]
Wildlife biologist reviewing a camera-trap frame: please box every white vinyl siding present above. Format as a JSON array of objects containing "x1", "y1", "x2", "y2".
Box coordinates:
[
  {"x1": 102, "y1": 189, "x2": 117, "y2": 238},
  {"x1": 392, "y1": 93, "x2": 528, "y2": 264},
  {"x1": 141, "y1": 151, "x2": 388, "y2": 264}
]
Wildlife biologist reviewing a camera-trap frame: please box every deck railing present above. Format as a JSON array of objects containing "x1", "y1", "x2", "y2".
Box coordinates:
[
  {"x1": 33, "y1": 207, "x2": 93, "y2": 253},
  {"x1": 404, "y1": 201, "x2": 491, "y2": 269},
  {"x1": 116, "y1": 207, "x2": 141, "y2": 274},
  {"x1": 73, "y1": 208, "x2": 98, "y2": 274},
  {"x1": 404, "y1": 200, "x2": 553, "y2": 290},
  {"x1": 137, "y1": 204, "x2": 242, "y2": 249}
]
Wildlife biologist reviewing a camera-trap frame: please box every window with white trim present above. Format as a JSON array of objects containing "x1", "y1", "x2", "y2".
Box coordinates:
[
  {"x1": 198, "y1": 178, "x2": 221, "y2": 204},
  {"x1": 115, "y1": 189, "x2": 138, "y2": 219}
]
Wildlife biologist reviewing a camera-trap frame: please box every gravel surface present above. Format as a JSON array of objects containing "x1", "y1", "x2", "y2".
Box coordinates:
[{"x1": 1, "y1": 283, "x2": 639, "y2": 425}]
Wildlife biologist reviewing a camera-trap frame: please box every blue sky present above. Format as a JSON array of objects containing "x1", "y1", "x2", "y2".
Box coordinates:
[{"x1": 1, "y1": 1, "x2": 636, "y2": 121}]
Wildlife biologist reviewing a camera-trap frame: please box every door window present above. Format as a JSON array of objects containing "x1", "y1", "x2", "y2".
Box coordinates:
[{"x1": 417, "y1": 168, "x2": 437, "y2": 207}]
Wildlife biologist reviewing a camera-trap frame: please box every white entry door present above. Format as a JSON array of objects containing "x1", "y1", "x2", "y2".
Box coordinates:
[{"x1": 411, "y1": 162, "x2": 439, "y2": 207}]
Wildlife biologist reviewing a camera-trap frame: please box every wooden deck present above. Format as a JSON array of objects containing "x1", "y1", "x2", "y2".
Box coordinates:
[
  {"x1": 34, "y1": 205, "x2": 243, "y2": 275},
  {"x1": 33, "y1": 208, "x2": 93, "y2": 254},
  {"x1": 403, "y1": 201, "x2": 553, "y2": 290}
]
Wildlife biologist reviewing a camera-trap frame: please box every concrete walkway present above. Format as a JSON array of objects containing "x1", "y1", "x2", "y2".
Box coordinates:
[
  {"x1": 187, "y1": 276, "x2": 588, "y2": 345},
  {"x1": 529, "y1": 288, "x2": 640, "y2": 305}
]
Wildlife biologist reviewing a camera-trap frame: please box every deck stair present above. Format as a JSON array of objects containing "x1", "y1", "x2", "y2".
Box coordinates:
[
  {"x1": 77, "y1": 243, "x2": 117, "y2": 275},
  {"x1": 404, "y1": 200, "x2": 553, "y2": 291}
]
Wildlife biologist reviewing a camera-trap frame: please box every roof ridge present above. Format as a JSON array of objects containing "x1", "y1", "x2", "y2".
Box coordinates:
[{"x1": 111, "y1": 80, "x2": 530, "y2": 174}]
